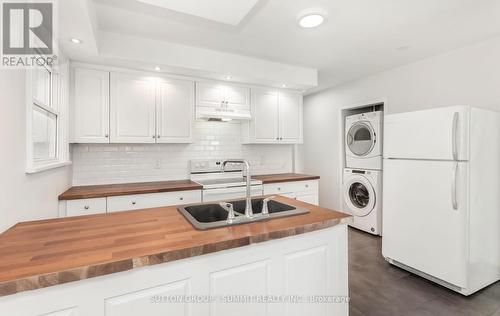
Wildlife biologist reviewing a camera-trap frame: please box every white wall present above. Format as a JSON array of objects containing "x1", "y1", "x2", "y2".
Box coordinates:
[
  {"x1": 0, "y1": 70, "x2": 71, "y2": 233},
  {"x1": 299, "y1": 35, "x2": 500, "y2": 211},
  {"x1": 72, "y1": 121, "x2": 294, "y2": 185}
]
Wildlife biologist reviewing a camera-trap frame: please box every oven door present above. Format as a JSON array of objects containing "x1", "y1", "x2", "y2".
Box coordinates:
[{"x1": 203, "y1": 185, "x2": 264, "y2": 202}]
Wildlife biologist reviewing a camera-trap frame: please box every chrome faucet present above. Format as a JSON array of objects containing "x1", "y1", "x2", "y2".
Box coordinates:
[
  {"x1": 219, "y1": 202, "x2": 236, "y2": 223},
  {"x1": 222, "y1": 159, "x2": 253, "y2": 218}
]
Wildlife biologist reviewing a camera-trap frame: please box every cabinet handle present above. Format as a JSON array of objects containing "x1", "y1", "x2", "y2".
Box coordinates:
[
  {"x1": 179, "y1": 197, "x2": 184, "y2": 201},
  {"x1": 105, "y1": 134, "x2": 109, "y2": 138},
  {"x1": 131, "y1": 201, "x2": 136, "y2": 205},
  {"x1": 305, "y1": 184, "x2": 309, "y2": 188},
  {"x1": 152, "y1": 135, "x2": 156, "y2": 139},
  {"x1": 84, "y1": 206, "x2": 89, "y2": 210},
  {"x1": 277, "y1": 187, "x2": 281, "y2": 191},
  {"x1": 157, "y1": 135, "x2": 161, "y2": 139}
]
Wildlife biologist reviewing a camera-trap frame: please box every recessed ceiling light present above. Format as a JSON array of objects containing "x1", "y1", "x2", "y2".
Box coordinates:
[
  {"x1": 298, "y1": 13, "x2": 325, "y2": 28},
  {"x1": 225, "y1": 75, "x2": 232, "y2": 80},
  {"x1": 282, "y1": 84, "x2": 287, "y2": 88},
  {"x1": 70, "y1": 38, "x2": 82, "y2": 44},
  {"x1": 154, "y1": 66, "x2": 161, "y2": 71}
]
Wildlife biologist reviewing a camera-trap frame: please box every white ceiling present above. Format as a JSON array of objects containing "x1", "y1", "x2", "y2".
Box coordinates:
[
  {"x1": 65, "y1": 0, "x2": 500, "y2": 93},
  {"x1": 135, "y1": 0, "x2": 259, "y2": 25}
]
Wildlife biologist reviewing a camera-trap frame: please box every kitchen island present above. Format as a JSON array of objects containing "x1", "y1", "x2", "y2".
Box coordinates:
[{"x1": 0, "y1": 196, "x2": 350, "y2": 316}]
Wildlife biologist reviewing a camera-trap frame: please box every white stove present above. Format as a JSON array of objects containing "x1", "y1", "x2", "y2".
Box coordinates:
[{"x1": 190, "y1": 159, "x2": 263, "y2": 202}]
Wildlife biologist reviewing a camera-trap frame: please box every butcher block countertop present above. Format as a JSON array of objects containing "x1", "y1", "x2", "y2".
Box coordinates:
[
  {"x1": 252, "y1": 173, "x2": 320, "y2": 184},
  {"x1": 59, "y1": 179, "x2": 203, "y2": 200},
  {"x1": 0, "y1": 196, "x2": 348, "y2": 297},
  {"x1": 58, "y1": 174, "x2": 320, "y2": 201}
]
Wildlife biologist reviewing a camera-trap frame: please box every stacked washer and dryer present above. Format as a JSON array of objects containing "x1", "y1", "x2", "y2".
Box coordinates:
[{"x1": 343, "y1": 111, "x2": 383, "y2": 235}]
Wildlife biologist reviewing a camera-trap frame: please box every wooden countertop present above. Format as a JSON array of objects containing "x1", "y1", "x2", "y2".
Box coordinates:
[
  {"x1": 59, "y1": 180, "x2": 202, "y2": 200},
  {"x1": 252, "y1": 173, "x2": 320, "y2": 184},
  {"x1": 0, "y1": 196, "x2": 349, "y2": 297},
  {"x1": 58, "y1": 174, "x2": 319, "y2": 200}
]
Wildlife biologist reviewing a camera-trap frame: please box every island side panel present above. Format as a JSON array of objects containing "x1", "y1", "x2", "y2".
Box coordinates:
[{"x1": 0, "y1": 224, "x2": 349, "y2": 316}]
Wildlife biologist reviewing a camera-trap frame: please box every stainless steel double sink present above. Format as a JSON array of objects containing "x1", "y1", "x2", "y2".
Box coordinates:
[{"x1": 177, "y1": 198, "x2": 310, "y2": 230}]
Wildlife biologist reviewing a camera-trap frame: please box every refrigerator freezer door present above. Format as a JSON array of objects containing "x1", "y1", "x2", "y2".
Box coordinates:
[
  {"x1": 384, "y1": 106, "x2": 469, "y2": 161},
  {"x1": 382, "y1": 159, "x2": 468, "y2": 288}
]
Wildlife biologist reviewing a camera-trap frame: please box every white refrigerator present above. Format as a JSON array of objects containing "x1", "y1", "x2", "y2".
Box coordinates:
[{"x1": 382, "y1": 105, "x2": 500, "y2": 296}]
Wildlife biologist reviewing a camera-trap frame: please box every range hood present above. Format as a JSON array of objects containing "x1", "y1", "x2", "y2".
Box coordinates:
[{"x1": 196, "y1": 108, "x2": 252, "y2": 121}]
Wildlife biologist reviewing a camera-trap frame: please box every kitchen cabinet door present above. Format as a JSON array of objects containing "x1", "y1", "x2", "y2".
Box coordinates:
[
  {"x1": 279, "y1": 91, "x2": 303, "y2": 144},
  {"x1": 156, "y1": 78, "x2": 194, "y2": 143},
  {"x1": 295, "y1": 193, "x2": 319, "y2": 205},
  {"x1": 110, "y1": 73, "x2": 156, "y2": 143},
  {"x1": 196, "y1": 82, "x2": 250, "y2": 111},
  {"x1": 71, "y1": 68, "x2": 110, "y2": 143},
  {"x1": 224, "y1": 85, "x2": 250, "y2": 111},
  {"x1": 250, "y1": 88, "x2": 279, "y2": 143},
  {"x1": 195, "y1": 82, "x2": 225, "y2": 108}
]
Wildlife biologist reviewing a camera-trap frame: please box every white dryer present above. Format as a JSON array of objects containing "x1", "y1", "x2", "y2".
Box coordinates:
[
  {"x1": 343, "y1": 168, "x2": 382, "y2": 235},
  {"x1": 345, "y1": 111, "x2": 383, "y2": 170}
]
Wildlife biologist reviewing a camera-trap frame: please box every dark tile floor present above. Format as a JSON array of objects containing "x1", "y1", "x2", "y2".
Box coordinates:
[{"x1": 348, "y1": 227, "x2": 500, "y2": 316}]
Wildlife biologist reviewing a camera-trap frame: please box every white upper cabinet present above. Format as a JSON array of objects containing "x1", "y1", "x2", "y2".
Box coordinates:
[
  {"x1": 71, "y1": 67, "x2": 195, "y2": 144},
  {"x1": 242, "y1": 89, "x2": 303, "y2": 144},
  {"x1": 279, "y1": 91, "x2": 303, "y2": 144},
  {"x1": 110, "y1": 73, "x2": 157, "y2": 143},
  {"x1": 224, "y1": 85, "x2": 250, "y2": 110},
  {"x1": 196, "y1": 82, "x2": 250, "y2": 112},
  {"x1": 196, "y1": 82, "x2": 225, "y2": 108},
  {"x1": 156, "y1": 78, "x2": 194, "y2": 143},
  {"x1": 71, "y1": 68, "x2": 110, "y2": 143},
  {"x1": 248, "y1": 88, "x2": 279, "y2": 143}
]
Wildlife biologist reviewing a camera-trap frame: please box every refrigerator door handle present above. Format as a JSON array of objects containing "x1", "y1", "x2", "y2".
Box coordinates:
[
  {"x1": 452, "y1": 112, "x2": 459, "y2": 160},
  {"x1": 452, "y1": 162, "x2": 458, "y2": 210}
]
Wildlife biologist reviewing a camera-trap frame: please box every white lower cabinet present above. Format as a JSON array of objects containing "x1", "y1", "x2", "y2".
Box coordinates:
[
  {"x1": 60, "y1": 190, "x2": 202, "y2": 217},
  {"x1": 264, "y1": 180, "x2": 319, "y2": 205},
  {"x1": 105, "y1": 279, "x2": 190, "y2": 316},
  {"x1": 39, "y1": 308, "x2": 79, "y2": 316},
  {"x1": 0, "y1": 225, "x2": 348, "y2": 316},
  {"x1": 107, "y1": 190, "x2": 201, "y2": 213},
  {"x1": 209, "y1": 260, "x2": 269, "y2": 316},
  {"x1": 65, "y1": 198, "x2": 107, "y2": 217}
]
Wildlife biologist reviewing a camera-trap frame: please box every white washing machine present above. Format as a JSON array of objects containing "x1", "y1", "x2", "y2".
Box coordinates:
[
  {"x1": 343, "y1": 168, "x2": 382, "y2": 235},
  {"x1": 345, "y1": 111, "x2": 383, "y2": 170}
]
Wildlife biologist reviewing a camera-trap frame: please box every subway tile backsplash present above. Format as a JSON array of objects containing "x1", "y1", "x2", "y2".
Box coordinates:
[{"x1": 71, "y1": 121, "x2": 294, "y2": 185}]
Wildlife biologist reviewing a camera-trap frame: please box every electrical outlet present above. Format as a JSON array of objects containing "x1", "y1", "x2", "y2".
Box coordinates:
[{"x1": 154, "y1": 159, "x2": 161, "y2": 169}]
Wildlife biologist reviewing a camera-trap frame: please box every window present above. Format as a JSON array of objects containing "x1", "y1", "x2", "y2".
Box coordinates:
[{"x1": 26, "y1": 62, "x2": 71, "y2": 173}]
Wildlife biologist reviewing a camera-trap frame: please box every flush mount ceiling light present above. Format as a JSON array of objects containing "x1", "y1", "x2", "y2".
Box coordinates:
[
  {"x1": 298, "y1": 12, "x2": 325, "y2": 28},
  {"x1": 70, "y1": 38, "x2": 82, "y2": 44},
  {"x1": 225, "y1": 75, "x2": 232, "y2": 80},
  {"x1": 154, "y1": 66, "x2": 161, "y2": 71},
  {"x1": 282, "y1": 84, "x2": 287, "y2": 88}
]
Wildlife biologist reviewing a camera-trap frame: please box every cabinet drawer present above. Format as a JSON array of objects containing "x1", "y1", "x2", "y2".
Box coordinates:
[
  {"x1": 264, "y1": 180, "x2": 318, "y2": 195},
  {"x1": 66, "y1": 198, "x2": 107, "y2": 217},
  {"x1": 107, "y1": 190, "x2": 201, "y2": 213}
]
